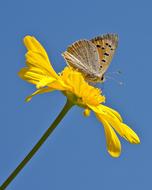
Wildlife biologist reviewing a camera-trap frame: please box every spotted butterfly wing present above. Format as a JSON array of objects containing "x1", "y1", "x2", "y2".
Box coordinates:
[
  {"x1": 62, "y1": 40, "x2": 102, "y2": 82},
  {"x1": 91, "y1": 33, "x2": 118, "y2": 76}
]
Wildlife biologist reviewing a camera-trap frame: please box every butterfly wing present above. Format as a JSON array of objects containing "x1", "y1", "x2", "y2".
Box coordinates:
[
  {"x1": 91, "y1": 33, "x2": 118, "y2": 75},
  {"x1": 62, "y1": 40, "x2": 101, "y2": 81}
]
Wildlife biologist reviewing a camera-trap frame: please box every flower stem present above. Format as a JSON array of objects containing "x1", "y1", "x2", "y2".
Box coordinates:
[{"x1": 0, "y1": 99, "x2": 73, "y2": 190}]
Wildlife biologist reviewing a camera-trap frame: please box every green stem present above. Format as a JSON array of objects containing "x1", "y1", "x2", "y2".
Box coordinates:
[{"x1": 0, "y1": 99, "x2": 73, "y2": 190}]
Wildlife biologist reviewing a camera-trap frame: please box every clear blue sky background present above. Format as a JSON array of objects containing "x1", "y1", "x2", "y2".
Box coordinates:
[{"x1": 0, "y1": 0, "x2": 151, "y2": 189}]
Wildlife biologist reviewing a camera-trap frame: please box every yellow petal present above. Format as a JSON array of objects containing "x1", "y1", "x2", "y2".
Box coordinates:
[
  {"x1": 18, "y1": 67, "x2": 44, "y2": 83},
  {"x1": 119, "y1": 123, "x2": 140, "y2": 144},
  {"x1": 87, "y1": 104, "x2": 105, "y2": 114},
  {"x1": 36, "y1": 77, "x2": 57, "y2": 88},
  {"x1": 24, "y1": 36, "x2": 58, "y2": 78},
  {"x1": 24, "y1": 36, "x2": 49, "y2": 60},
  {"x1": 47, "y1": 79, "x2": 68, "y2": 91},
  {"x1": 102, "y1": 114, "x2": 140, "y2": 144},
  {"x1": 18, "y1": 68, "x2": 39, "y2": 85},
  {"x1": 90, "y1": 105, "x2": 140, "y2": 144},
  {"x1": 100, "y1": 104, "x2": 123, "y2": 122},
  {"x1": 101, "y1": 112, "x2": 124, "y2": 135},
  {"x1": 25, "y1": 51, "x2": 52, "y2": 76},
  {"x1": 97, "y1": 115, "x2": 121, "y2": 157},
  {"x1": 25, "y1": 88, "x2": 54, "y2": 102},
  {"x1": 90, "y1": 104, "x2": 125, "y2": 136}
]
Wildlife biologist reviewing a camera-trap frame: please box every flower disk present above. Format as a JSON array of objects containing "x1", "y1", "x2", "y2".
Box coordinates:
[{"x1": 60, "y1": 67, "x2": 105, "y2": 107}]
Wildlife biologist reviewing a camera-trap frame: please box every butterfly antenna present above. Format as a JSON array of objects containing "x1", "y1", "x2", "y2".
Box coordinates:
[
  {"x1": 107, "y1": 70, "x2": 122, "y2": 76},
  {"x1": 105, "y1": 75, "x2": 124, "y2": 86}
]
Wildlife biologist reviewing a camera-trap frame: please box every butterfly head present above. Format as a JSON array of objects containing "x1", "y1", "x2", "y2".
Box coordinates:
[
  {"x1": 85, "y1": 73, "x2": 105, "y2": 83},
  {"x1": 100, "y1": 75, "x2": 106, "y2": 83}
]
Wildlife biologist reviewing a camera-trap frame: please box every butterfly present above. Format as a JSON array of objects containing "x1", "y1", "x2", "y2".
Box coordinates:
[{"x1": 62, "y1": 33, "x2": 118, "y2": 83}]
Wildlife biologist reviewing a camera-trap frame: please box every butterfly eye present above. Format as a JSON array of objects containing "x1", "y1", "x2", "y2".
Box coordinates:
[{"x1": 101, "y1": 75, "x2": 105, "y2": 81}]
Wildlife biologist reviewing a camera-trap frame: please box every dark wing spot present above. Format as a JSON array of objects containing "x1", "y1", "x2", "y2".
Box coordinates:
[
  {"x1": 101, "y1": 47, "x2": 105, "y2": 49},
  {"x1": 102, "y1": 59, "x2": 106, "y2": 62},
  {"x1": 100, "y1": 65, "x2": 103, "y2": 68},
  {"x1": 109, "y1": 45, "x2": 112, "y2": 48},
  {"x1": 104, "y1": 52, "x2": 109, "y2": 56},
  {"x1": 97, "y1": 45, "x2": 101, "y2": 48},
  {"x1": 105, "y1": 43, "x2": 109, "y2": 46}
]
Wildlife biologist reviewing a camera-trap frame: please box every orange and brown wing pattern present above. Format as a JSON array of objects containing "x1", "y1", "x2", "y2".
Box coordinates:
[{"x1": 91, "y1": 34, "x2": 118, "y2": 75}]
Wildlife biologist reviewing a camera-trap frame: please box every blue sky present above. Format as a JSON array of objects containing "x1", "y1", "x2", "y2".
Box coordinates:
[{"x1": 0, "y1": 0, "x2": 151, "y2": 189}]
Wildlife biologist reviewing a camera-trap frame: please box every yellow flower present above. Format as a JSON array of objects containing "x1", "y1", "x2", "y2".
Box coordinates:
[{"x1": 18, "y1": 36, "x2": 140, "y2": 157}]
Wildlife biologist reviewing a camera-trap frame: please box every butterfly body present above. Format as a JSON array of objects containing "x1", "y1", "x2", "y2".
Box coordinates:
[{"x1": 62, "y1": 33, "x2": 118, "y2": 83}]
